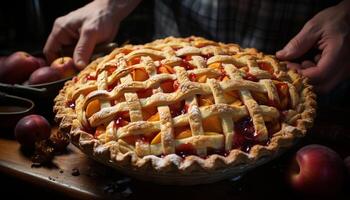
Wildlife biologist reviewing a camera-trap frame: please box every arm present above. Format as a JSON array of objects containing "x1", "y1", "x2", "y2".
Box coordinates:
[
  {"x1": 276, "y1": 0, "x2": 350, "y2": 93},
  {"x1": 44, "y1": 0, "x2": 142, "y2": 69}
]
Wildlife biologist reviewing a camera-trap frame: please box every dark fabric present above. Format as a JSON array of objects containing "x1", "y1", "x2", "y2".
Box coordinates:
[{"x1": 154, "y1": 0, "x2": 339, "y2": 53}]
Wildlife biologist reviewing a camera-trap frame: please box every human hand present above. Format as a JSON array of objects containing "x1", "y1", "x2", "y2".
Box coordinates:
[
  {"x1": 44, "y1": 0, "x2": 141, "y2": 70},
  {"x1": 276, "y1": 0, "x2": 350, "y2": 94}
]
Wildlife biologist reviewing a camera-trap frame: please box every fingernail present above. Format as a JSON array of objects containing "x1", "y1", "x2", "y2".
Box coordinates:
[
  {"x1": 276, "y1": 50, "x2": 285, "y2": 57},
  {"x1": 76, "y1": 60, "x2": 86, "y2": 69}
]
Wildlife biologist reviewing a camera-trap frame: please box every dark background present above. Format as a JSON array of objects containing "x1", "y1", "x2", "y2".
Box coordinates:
[
  {"x1": 0, "y1": 0, "x2": 154, "y2": 55},
  {"x1": 0, "y1": 1, "x2": 349, "y2": 199}
]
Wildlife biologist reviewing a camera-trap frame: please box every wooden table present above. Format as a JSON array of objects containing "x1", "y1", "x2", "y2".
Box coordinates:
[{"x1": 0, "y1": 106, "x2": 349, "y2": 200}]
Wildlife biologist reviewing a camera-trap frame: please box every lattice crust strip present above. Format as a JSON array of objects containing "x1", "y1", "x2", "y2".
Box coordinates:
[{"x1": 54, "y1": 36, "x2": 316, "y2": 168}]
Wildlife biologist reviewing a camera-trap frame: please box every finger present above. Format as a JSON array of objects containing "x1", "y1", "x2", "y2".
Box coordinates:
[
  {"x1": 301, "y1": 41, "x2": 340, "y2": 84},
  {"x1": 276, "y1": 21, "x2": 320, "y2": 60},
  {"x1": 314, "y1": 54, "x2": 321, "y2": 63},
  {"x1": 73, "y1": 27, "x2": 97, "y2": 70},
  {"x1": 285, "y1": 61, "x2": 302, "y2": 72},
  {"x1": 44, "y1": 25, "x2": 78, "y2": 63},
  {"x1": 301, "y1": 60, "x2": 316, "y2": 69}
]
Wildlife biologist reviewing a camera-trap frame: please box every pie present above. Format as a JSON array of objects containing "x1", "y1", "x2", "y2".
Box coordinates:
[{"x1": 54, "y1": 36, "x2": 316, "y2": 184}]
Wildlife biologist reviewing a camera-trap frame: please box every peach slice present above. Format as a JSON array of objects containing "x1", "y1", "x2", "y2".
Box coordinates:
[
  {"x1": 276, "y1": 83, "x2": 289, "y2": 109},
  {"x1": 175, "y1": 129, "x2": 192, "y2": 139},
  {"x1": 137, "y1": 88, "x2": 153, "y2": 98},
  {"x1": 86, "y1": 99, "x2": 101, "y2": 118},
  {"x1": 208, "y1": 62, "x2": 222, "y2": 69},
  {"x1": 223, "y1": 91, "x2": 239, "y2": 104},
  {"x1": 161, "y1": 80, "x2": 175, "y2": 93},
  {"x1": 147, "y1": 113, "x2": 160, "y2": 122},
  {"x1": 151, "y1": 132, "x2": 161, "y2": 144},
  {"x1": 202, "y1": 115, "x2": 223, "y2": 133},
  {"x1": 158, "y1": 64, "x2": 175, "y2": 74},
  {"x1": 142, "y1": 107, "x2": 157, "y2": 120},
  {"x1": 142, "y1": 110, "x2": 152, "y2": 121},
  {"x1": 231, "y1": 100, "x2": 243, "y2": 107},
  {"x1": 197, "y1": 75, "x2": 207, "y2": 83},
  {"x1": 198, "y1": 96, "x2": 214, "y2": 106},
  {"x1": 128, "y1": 57, "x2": 141, "y2": 66},
  {"x1": 258, "y1": 62, "x2": 274, "y2": 74},
  {"x1": 132, "y1": 68, "x2": 149, "y2": 81},
  {"x1": 222, "y1": 76, "x2": 230, "y2": 81}
]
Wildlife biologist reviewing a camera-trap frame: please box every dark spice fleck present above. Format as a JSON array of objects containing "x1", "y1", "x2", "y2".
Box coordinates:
[{"x1": 71, "y1": 168, "x2": 80, "y2": 176}]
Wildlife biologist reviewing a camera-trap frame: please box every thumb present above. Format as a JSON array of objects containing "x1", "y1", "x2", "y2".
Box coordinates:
[
  {"x1": 276, "y1": 21, "x2": 320, "y2": 60},
  {"x1": 74, "y1": 28, "x2": 97, "y2": 70}
]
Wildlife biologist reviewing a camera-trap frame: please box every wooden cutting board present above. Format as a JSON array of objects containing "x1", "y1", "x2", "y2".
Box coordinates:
[{"x1": 0, "y1": 137, "x2": 133, "y2": 200}]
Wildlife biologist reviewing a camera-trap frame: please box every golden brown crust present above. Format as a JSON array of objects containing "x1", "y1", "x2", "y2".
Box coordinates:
[{"x1": 54, "y1": 36, "x2": 316, "y2": 184}]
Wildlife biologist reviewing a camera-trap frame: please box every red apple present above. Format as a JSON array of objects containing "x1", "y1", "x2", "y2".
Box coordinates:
[
  {"x1": 0, "y1": 56, "x2": 6, "y2": 64},
  {"x1": 287, "y1": 144, "x2": 345, "y2": 197},
  {"x1": 15, "y1": 115, "x2": 51, "y2": 149},
  {"x1": 35, "y1": 57, "x2": 47, "y2": 67},
  {"x1": 50, "y1": 57, "x2": 77, "y2": 78},
  {"x1": 28, "y1": 67, "x2": 62, "y2": 85},
  {"x1": 345, "y1": 156, "x2": 350, "y2": 177},
  {"x1": 0, "y1": 51, "x2": 40, "y2": 84}
]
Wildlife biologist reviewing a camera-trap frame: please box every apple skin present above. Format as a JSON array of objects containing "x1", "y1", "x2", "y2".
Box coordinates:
[
  {"x1": 50, "y1": 57, "x2": 77, "y2": 78},
  {"x1": 28, "y1": 67, "x2": 62, "y2": 85},
  {"x1": 35, "y1": 57, "x2": 47, "y2": 67},
  {"x1": 0, "y1": 56, "x2": 6, "y2": 64},
  {"x1": 287, "y1": 144, "x2": 345, "y2": 197},
  {"x1": 0, "y1": 51, "x2": 40, "y2": 84},
  {"x1": 15, "y1": 115, "x2": 51, "y2": 149},
  {"x1": 345, "y1": 156, "x2": 350, "y2": 177}
]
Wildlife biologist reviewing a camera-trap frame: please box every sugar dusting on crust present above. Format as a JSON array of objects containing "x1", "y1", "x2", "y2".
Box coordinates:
[
  {"x1": 144, "y1": 154, "x2": 182, "y2": 170},
  {"x1": 53, "y1": 36, "x2": 316, "y2": 176}
]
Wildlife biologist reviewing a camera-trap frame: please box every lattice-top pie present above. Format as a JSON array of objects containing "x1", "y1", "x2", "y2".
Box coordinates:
[{"x1": 54, "y1": 36, "x2": 316, "y2": 184}]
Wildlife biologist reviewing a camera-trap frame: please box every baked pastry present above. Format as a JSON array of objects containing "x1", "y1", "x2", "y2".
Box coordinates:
[{"x1": 54, "y1": 36, "x2": 316, "y2": 184}]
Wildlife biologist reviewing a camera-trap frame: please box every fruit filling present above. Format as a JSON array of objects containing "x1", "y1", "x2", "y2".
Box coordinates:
[
  {"x1": 136, "y1": 88, "x2": 153, "y2": 98},
  {"x1": 169, "y1": 100, "x2": 187, "y2": 118},
  {"x1": 244, "y1": 73, "x2": 258, "y2": 82},
  {"x1": 127, "y1": 56, "x2": 141, "y2": 66},
  {"x1": 258, "y1": 62, "x2": 274, "y2": 74},
  {"x1": 233, "y1": 117, "x2": 258, "y2": 152},
  {"x1": 275, "y1": 82, "x2": 290, "y2": 110},
  {"x1": 86, "y1": 74, "x2": 97, "y2": 81},
  {"x1": 180, "y1": 55, "x2": 195, "y2": 70},
  {"x1": 157, "y1": 64, "x2": 177, "y2": 93},
  {"x1": 132, "y1": 68, "x2": 149, "y2": 81},
  {"x1": 106, "y1": 66, "x2": 117, "y2": 75},
  {"x1": 176, "y1": 143, "x2": 197, "y2": 158},
  {"x1": 107, "y1": 79, "x2": 121, "y2": 92},
  {"x1": 86, "y1": 99, "x2": 101, "y2": 118},
  {"x1": 112, "y1": 113, "x2": 129, "y2": 134}
]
